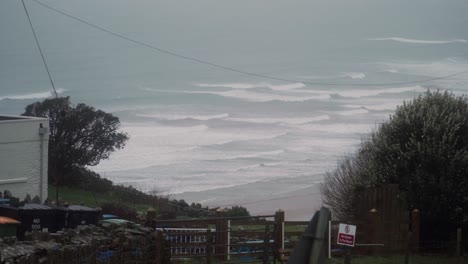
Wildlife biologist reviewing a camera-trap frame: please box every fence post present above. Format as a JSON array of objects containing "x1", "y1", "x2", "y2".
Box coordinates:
[
  {"x1": 263, "y1": 224, "x2": 270, "y2": 264},
  {"x1": 404, "y1": 230, "x2": 412, "y2": 264},
  {"x1": 274, "y1": 209, "x2": 285, "y2": 255},
  {"x1": 344, "y1": 250, "x2": 351, "y2": 264},
  {"x1": 155, "y1": 230, "x2": 163, "y2": 264},
  {"x1": 146, "y1": 207, "x2": 156, "y2": 227},
  {"x1": 368, "y1": 209, "x2": 378, "y2": 255},
  {"x1": 410, "y1": 209, "x2": 420, "y2": 253},
  {"x1": 215, "y1": 209, "x2": 229, "y2": 261},
  {"x1": 456, "y1": 227, "x2": 462, "y2": 257},
  {"x1": 207, "y1": 229, "x2": 213, "y2": 264},
  {"x1": 325, "y1": 220, "x2": 330, "y2": 259}
]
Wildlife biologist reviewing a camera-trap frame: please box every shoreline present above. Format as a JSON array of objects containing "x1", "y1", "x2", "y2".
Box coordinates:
[{"x1": 174, "y1": 176, "x2": 324, "y2": 221}]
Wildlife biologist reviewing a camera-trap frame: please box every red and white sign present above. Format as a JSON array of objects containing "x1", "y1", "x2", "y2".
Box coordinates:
[{"x1": 337, "y1": 223, "x2": 356, "y2": 247}]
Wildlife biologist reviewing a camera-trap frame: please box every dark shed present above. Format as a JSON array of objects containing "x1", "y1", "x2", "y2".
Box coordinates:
[
  {"x1": 17, "y1": 204, "x2": 55, "y2": 235},
  {"x1": 67, "y1": 205, "x2": 99, "y2": 228},
  {"x1": 54, "y1": 206, "x2": 69, "y2": 231}
]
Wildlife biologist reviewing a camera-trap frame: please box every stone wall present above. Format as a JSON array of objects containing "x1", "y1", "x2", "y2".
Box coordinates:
[{"x1": 0, "y1": 223, "x2": 158, "y2": 263}]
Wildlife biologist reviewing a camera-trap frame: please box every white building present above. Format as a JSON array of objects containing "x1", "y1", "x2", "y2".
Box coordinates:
[{"x1": 0, "y1": 115, "x2": 49, "y2": 202}]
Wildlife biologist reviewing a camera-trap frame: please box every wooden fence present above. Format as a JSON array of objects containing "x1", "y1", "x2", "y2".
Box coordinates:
[
  {"x1": 151, "y1": 210, "x2": 314, "y2": 263},
  {"x1": 329, "y1": 184, "x2": 421, "y2": 256},
  {"x1": 148, "y1": 184, "x2": 467, "y2": 263}
]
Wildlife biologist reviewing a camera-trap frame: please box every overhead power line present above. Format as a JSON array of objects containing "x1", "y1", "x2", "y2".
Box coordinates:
[
  {"x1": 22, "y1": 0, "x2": 58, "y2": 98},
  {"x1": 33, "y1": 0, "x2": 468, "y2": 87}
]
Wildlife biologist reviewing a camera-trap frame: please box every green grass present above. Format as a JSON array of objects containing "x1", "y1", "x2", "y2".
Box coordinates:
[
  {"x1": 327, "y1": 255, "x2": 467, "y2": 264},
  {"x1": 173, "y1": 255, "x2": 466, "y2": 264},
  {"x1": 48, "y1": 185, "x2": 153, "y2": 212}
]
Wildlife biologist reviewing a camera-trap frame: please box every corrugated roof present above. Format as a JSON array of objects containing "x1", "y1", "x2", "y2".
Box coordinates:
[
  {"x1": 0, "y1": 216, "x2": 20, "y2": 225},
  {"x1": 19, "y1": 204, "x2": 52, "y2": 210},
  {"x1": 54, "y1": 206, "x2": 70, "y2": 211},
  {"x1": 68, "y1": 205, "x2": 97, "y2": 212},
  {"x1": 0, "y1": 116, "x2": 28, "y2": 121},
  {"x1": 0, "y1": 205, "x2": 18, "y2": 211}
]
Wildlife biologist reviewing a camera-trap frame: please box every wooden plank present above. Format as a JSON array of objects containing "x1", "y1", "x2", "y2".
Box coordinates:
[
  {"x1": 231, "y1": 219, "x2": 273, "y2": 225},
  {"x1": 284, "y1": 221, "x2": 309, "y2": 226}
]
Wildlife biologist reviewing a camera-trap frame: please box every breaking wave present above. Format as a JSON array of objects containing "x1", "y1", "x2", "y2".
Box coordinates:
[
  {"x1": 136, "y1": 113, "x2": 229, "y2": 121},
  {"x1": 342, "y1": 72, "x2": 366, "y2": 79},
  {"x1": 326, "y1": 85, "x2": 426, "y2": 98},
  {"x1": 368, "y1": 37, "x2": 467, "y2": 44},
  {"x1": 0, "y1": 88, "x2": 65, "y2": 101},
  {"x1": 226, "y1": 115, "x2": 330, "y2": 125},
  {"x1": 194, "y1": 82, "x2": 306, "y2": 91},
  {"x1": 186, "y1": 89, "x2": 330, "y2": 102}
]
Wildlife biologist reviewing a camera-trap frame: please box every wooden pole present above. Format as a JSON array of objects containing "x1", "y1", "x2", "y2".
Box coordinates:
[
  {"x1": 368, "y1": 209, "x2": 378, "y2": 255},
  {"x1": 146, "y1": 207, "x2": 156, "y2": 227},
  {"x1": 404, "y1": 231, "x2": 412, "y2": 264},
  {"x1": 156, "y1": 230, "x2": 163, "y2": 264},
  {"x1": 456, "y1": 227, "x2": 462, "y2": 257},
  {"x1": 263, "y1": 224, "x2": 270, "y2": 264},
  {"x1": 344, "y1": 250, "x2": 351, "y2": 264},
  {"x1": 215, "y1": 209, "x2": 229, "y2": 261},
  {"x1": 206, "y1": 229, "x2": 213, "y2": 264},
  {"x1": 326, "y1": 220, "x2": 331, "y2": 259},
  {"x1": 274, "y1": 210, "x2": 285, "y2": 255},
  {"x1": 411, "y1": 209, "x2": 420, "y2": 253}
]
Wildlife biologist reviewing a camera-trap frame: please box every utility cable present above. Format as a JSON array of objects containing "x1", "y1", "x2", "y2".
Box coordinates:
[
  {"x1": 22, "y1": 0, "x2": 58, "y2": 98},
  {"x1": 32, "y1": 0, "x2": 468, "y2": 87}
]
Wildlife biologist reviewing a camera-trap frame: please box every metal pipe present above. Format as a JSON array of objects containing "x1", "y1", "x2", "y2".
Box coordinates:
[
  {"x1": 38, "y1": 123, "x2": 47, "y2": 202},
  {"x1": 328, "y1": 220, "x2": 331, "y2": 258}
]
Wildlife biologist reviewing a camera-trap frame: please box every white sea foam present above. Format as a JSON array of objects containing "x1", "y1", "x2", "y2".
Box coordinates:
[
  {"x1": 93, "y1": 123, "x2": 289, "y2": 173},
  {"x1": 0, "y1": 88, "x2": 65, "y2": 101},
  {"x1": 299, "y1": 123, "x2": 373, "y2": 134},
  {"x1": 186, "y1": 90, "x2": 329, "y2": 102},
  {"x1": 368, "y1": 37, "x2": 467, "y2": 44},
  {"x1": 297, "y1": 75, "x2": 335, "y2": 79},
  {"x1": 344, "y1": 102, "x2": 400, "y2": 111},
  {"x1": 323, "y1": 85, "x2": 426, "y2": 98},
  {"x1": 219, "y1": 149, "x2": 285, "y2": 160},
  {"x1": 194, "y1": 82, "x2": 306, "y2": 91},
  {"x1": 136, "y1": 113, "x2": 229, "y2": 121},
  {"x1": 298, "y1": 72, "x2": 366, "y2": 80},
  {"x1": 226, "y1": 115, "x2": 330, "y2": 125},
  {"x1": 381, "y1": 59, "x2": 468, "y2": 78},
  {"x1": 342, "y1": 72, "x2": 366, "y2": 79},
  {"x1": 334, "y1": 108, "x2": 369, "y2": 116}
]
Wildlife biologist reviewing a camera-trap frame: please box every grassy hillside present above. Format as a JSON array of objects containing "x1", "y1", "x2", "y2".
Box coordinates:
[{"x1": 48, "y1": 185, "x2": 152, "y2": 212}]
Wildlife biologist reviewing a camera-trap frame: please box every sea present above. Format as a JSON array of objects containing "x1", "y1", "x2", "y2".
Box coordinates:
[{"x1": 1, "y1": 0, "x2": 467, "y2": 219}]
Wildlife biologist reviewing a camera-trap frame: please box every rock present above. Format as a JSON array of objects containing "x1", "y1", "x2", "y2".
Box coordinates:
[
  {"x1": 0, "y1": 219, "x2": 157, "y2": 263},
  {"x1": 1, "y1": 244, "x2": 36, "y2": 261}
]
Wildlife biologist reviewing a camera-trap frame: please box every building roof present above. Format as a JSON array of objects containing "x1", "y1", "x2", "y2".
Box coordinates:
[
  {"x1": 19, "y1": 204, "x2": 52, "y2": 210},
  {"x1": 68, "y1": 205, "x2": 98, "y2": 212},
  {"x1": 0, "y1": 205, "x2": 18, "y2": 211},
  {"x1": 0, "y1": 115, "x2": 48, "y2": 123},
  {"x1": 0, "y1": 116, "x2": 28, "y2": 121}
]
